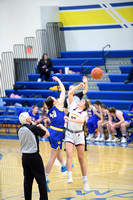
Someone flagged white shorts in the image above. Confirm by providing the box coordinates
[65,131,85,146]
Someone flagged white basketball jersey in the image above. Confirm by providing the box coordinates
[68,101,87,131]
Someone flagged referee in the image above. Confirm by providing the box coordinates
[18,112,49,200]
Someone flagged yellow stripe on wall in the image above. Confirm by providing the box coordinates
[116,7,133,22]
[59,10,117,26]
[108,9,122,22]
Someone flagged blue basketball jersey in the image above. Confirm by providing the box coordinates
[28,111,39,122]
[103,110,108,121]
[87,107,94,118]
[113,111,129,122]
[48,106,65,128]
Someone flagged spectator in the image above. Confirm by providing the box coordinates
[86,100,101,141]
[96,104,109,142]
[18,112,49,200]
[106,107,133,143]
[124,67,133,83]
[28,105,40,125]
[37,53,52,82]
[85,99,95,140]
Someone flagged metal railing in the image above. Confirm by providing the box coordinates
[102,44,111,73]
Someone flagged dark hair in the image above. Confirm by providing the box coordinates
[83,100,89,111]
[45,96,54,110]
[108,107,116,113]
[100,104,107,109]
[94,100,101,105]
[42,53,48,60]
[32,105,38,109]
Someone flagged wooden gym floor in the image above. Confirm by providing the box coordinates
[0,138,133,200]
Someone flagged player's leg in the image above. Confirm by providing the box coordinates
[65,141,74,183]
[76,144,89,191]
[120,121,130,143]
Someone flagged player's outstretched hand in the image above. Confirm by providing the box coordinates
[64,116,69,123]
[79,82,85,88]
[52,76,59,82]
[82,76,88,83]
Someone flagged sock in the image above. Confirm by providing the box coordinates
[45,173,49,181]
[61,161,65,167]
[122,134,126,138]
[68,171,72,176]
[109,134,112,139]
[83,176,87,182]
[101,133,104,138]
[113,133,118,138]
[97,132,101,138]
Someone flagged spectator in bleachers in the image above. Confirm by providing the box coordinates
[64,76,88,116]
[106,107,133,143]
[124,67,133,83]
[86,99,95,119]
[37,53,52,82]
[86,100,101,141]
[28,105,41,125]
[85,99,95,140]
[96,104,109,142]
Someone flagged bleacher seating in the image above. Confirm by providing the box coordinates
[28,74,83,82]
[5,89,60,98]
[97,83,133,91]
[86,91,133,100]
[119,66,133,74]
[15,81,73,90]
[60,50,133,58]
[108,74,129,82]
[3,98,46,107]
[51,58,104,66]
[1,50,133,135]
[0,106,20,133]
[52,66,95,74]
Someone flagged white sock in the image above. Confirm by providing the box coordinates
[97,132,101,138]
[45,173,49,181]
[101,133,104,138]
[83,176,87,182]
[68,171,72,176]
[61,161,65,167]
[109,134,112,139]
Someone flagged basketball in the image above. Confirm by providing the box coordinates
[91,67,103,80]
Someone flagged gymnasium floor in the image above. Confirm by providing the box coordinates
[0,137,133,200]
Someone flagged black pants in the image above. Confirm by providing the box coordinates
[127,67,133,81]
[39,69,51,81]
[22,153,48,200]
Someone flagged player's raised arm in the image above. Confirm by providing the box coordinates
[52,76,65,106]
[68,82,85,105]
